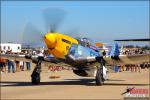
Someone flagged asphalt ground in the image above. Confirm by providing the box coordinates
[0,66,149,99]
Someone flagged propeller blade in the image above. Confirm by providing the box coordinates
[64,28,81,38]
[42,8,67,33]
[21,23,44,48]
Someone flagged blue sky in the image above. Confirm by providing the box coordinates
[1,1,149,45]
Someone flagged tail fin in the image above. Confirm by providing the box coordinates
[110,43,120,60]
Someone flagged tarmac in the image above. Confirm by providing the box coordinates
[0,66,149,99]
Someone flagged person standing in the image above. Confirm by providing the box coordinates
[24,50,31,71]
[0,57,4,73]
[6,48,15,73]
[0,59,7,74]
[102,50,106,57]
[7,59,15,73]
[20,61,24,71]
[2,58,7,73]
[26,62,31,71]
[135,64,141,72]
[15,60,20,72]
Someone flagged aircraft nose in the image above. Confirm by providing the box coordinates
[44,33,56,49]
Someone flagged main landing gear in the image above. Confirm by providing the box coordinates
[95,57,106,86]
[31,57,43,85]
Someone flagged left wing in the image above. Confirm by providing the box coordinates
[0,54,32,62]
[0,53,62,64]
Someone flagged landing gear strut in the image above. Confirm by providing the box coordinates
[95,57,105,86]
[31,57,43,85]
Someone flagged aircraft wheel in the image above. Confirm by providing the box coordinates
[31,72,40,85]
[95,68,104,86]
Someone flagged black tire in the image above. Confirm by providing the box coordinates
[95,68,104,86]
[31,72,40,85]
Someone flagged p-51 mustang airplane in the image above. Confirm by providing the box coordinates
[1,8,149,86]
[1,33,149,85]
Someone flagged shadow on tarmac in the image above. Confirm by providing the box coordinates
[0,78,149,87]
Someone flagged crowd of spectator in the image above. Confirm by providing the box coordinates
[118,47,150,72]
[0,58,31,74]
[121,47,149,55]
[115,62,150,73]
[0,47,51,74]
[0,49,32,74]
